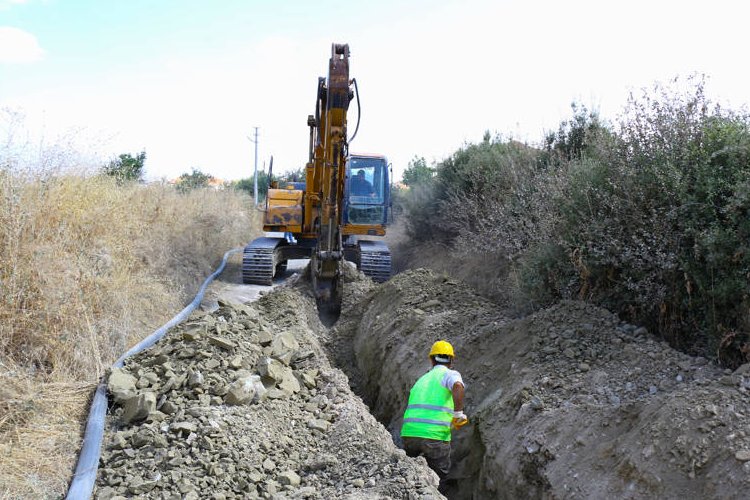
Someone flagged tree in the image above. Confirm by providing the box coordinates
[177,168,213,193]
[233,171,269,200]
[402,156,434,186]
[102,151,146,182]
[281,167,305,183]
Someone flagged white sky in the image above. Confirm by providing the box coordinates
[1,0,748,181]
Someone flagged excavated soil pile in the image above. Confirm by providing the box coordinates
[333,268,750,499]
[95,275,443,499]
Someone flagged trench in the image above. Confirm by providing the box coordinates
[324,270,506,500]
[87,258,743,499]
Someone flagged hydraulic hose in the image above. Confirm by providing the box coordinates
[348,77,361,145]
[65,247,243,500]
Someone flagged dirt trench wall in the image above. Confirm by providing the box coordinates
[336,268,750,500]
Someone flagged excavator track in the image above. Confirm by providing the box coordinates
[242,237,286,285]
[358,240,391,283]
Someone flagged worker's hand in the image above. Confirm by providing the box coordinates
[451,410,468,430]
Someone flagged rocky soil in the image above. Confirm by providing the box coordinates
[333,268,750,499]
[95,263,750,500]
[94,268,442,499]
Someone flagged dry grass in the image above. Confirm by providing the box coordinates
[0,172,258,498]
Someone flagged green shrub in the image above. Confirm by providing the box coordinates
[529,79,750,364]
[402,79,750,366]
[101,151,146,182]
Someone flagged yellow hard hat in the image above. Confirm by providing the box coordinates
[429,340,455,358]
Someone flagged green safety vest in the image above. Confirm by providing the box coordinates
[400,366,454,442]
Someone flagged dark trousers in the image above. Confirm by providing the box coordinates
[402,436,451,478]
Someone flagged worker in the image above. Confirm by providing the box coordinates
[350,169,374,196]
[400,340,467,482]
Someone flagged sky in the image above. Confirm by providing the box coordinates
[1,0,749,181]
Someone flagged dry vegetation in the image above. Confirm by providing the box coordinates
[0,171,257,498]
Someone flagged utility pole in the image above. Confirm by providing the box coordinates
[247,127,259,202]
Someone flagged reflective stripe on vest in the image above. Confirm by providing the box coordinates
[400,366,454,442]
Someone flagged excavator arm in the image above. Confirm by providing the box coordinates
[307,43,352,314]
[243,43,391,316]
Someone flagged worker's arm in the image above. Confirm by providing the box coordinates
[451,382,468,429]
[452,381,465,412]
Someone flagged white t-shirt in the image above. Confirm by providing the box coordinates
[433,365,464,391]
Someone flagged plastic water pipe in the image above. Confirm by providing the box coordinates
[65,247,242,499]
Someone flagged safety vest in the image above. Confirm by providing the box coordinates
[400,366,454,441]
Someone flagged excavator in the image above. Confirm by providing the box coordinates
[242,43,391,314]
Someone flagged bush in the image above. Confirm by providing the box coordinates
[177,168,214,192]
[401,79,750,366]
[402,156,434,187]
[101,151,146,182]
[536,79,750,362]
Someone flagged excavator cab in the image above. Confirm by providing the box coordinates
[344,154,389,227]
[341,154,391,283]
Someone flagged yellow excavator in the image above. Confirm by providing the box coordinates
[242,43,391,314]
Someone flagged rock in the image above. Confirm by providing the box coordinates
[108,368,137,404]
[263,458,276,471]
[258,357,289,384]
[257,328,273,346]
[307,419,331,432]
[176,479,195,494]
[170,421,198,436]
[225,375,258,405]
[109,432,128,450]
[160,400,177,414]
[182,327,202,341]
[529,396,544,410]
[301,372,317,389]
[352,478,365,487]
[735,450,750,462]
[209,336,236,351]
[267,388,288,399]
[277,470,301,487]
[271,332,300,365]
[634,326,648,336]
[279,371,301,395]
[121,392,156,425]
[94,486,118,500]
[188,370,204,388]
[130,429,152,448]
[229,355,244,369]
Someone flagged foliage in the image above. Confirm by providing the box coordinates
[542,104,610,166]
[280,167,305,183]
[101,151,146,182]
[401,79,750,367]
[177,168,214,193]
[543,80,750,363]
[402,156,435,186]
[233,170,269,200]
